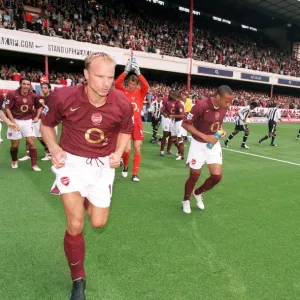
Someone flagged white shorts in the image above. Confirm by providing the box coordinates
[180,126,187,137]
[170,120,183,137]
[50,152,115,208]
[7,119,34,140]
[161,116,171,132]
[33,119,58,138]
[186,138,222,169]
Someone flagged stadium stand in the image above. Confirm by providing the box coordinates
[1,0,300,76]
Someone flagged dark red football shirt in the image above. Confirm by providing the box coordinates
[0,93,4,108]
[5,89,42,120]
[174,101,184,122]
[161,100,176,116]
[183,98,226,143]
[41,85,134,158]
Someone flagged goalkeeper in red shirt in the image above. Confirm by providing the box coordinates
[115,59,149,182]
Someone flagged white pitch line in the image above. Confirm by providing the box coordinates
[143,130,300,167]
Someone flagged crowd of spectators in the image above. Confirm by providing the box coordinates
[1,63,300,110]
[1,0,300,76]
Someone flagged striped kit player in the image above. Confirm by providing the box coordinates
[150,94,163,143]
[259,103,281,147]
[224,103,256,149]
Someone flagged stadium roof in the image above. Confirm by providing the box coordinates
[232,0,300,27]
[173,0,300,28]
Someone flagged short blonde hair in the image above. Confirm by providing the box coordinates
[84,52,116,70]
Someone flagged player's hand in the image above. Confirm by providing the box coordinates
[109,152,121,168]
[39,99,45,107]
[221,130,226,138]
[7,121,20,131]
[131,62,141,75]
[51,148,67,168]
[204,135,219,145]
[33,117,39,123]
[124,59,131,74]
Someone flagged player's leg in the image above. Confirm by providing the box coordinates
[7,120,22,168]
[62,192,86,299]
[38,137,51,160]
[194,142,223,210]
[10,139,20,168]
[241,127,250,149]
[224,124,239,147]
[176,136,184,160]
[259,121,273,144]
[296,128,300,140]
[25,136,41,171]
[18,140,30,161]
[121,139,131,178]
[182,138,206,213]
[160,130,170,155]
[132,139,142,181]
[151,119,159,143]
[270,130,277,146]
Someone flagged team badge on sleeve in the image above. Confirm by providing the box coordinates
[42,105,49,115]
[187,113,194,120]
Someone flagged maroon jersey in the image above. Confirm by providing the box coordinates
[183,98,226,143]
[174,101,184,122]
[5,89,42,120]
[41,85,134,158]
[0,93,4,108]
[161,100,176,116]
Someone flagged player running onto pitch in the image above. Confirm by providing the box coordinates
[182,86,233,214]
[115,59,149,182]
[41,52,133,300]
[224,103,256,149]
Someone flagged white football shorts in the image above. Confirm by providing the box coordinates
[50,152,115,208]
[7,119,34,140]
[161,115,171,132]
[186,138,222,169]
[170,120,183,137]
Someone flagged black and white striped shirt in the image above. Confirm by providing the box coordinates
[236,105,251,125]
[268,108,281,122]
[150,100,163,118]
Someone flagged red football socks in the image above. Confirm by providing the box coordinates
[133,154,141,175]
[178,141,184,157]
[166,136,173,152]
[122,151,130,168]
[10,148,18,162]
[184,173,200,200]
[29,148,37,166]
[160,136,167,151]
[194,175,223,195]
[64,231,86,280]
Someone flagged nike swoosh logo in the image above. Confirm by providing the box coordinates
[70,107,81,112]
[71,261,81,266]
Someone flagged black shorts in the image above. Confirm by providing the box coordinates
[235,123,247,131]
[268,120,277,133]
[152,117,161,128]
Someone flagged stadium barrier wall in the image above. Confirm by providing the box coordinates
[1,29,300,88]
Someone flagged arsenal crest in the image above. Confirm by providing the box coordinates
[23,98,27,103]
[215,112,220,120]
[91,113,102,126]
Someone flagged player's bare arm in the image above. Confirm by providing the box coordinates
[40,123,66,168]
[110,133,132,168]
[0,111,20,131]
[5,108,16,124]
[33,107,43,123]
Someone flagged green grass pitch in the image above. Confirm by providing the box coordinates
[1,122,300,300]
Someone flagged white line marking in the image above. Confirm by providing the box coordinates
[143,130,300,167]
[222,148,300,167]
